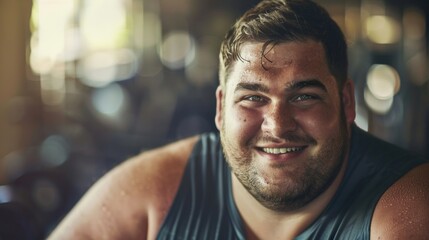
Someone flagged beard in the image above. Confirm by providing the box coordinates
[220,112,349,212]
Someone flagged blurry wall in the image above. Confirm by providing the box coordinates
[0,1,34,184]
[0,0,428,239]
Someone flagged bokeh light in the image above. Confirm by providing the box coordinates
[29,0,76,75]
[364,87,394,114]
[90,83,131,129]
[31,179,61,212]
[3,0,428,239]
[0,185,13,204]
[78,49,137,88]
[39,135,70,168]
[80,0,128,50]
[365,15,401,44]
[364,64,400,114]
[366,64,400,100]
[159,31,196,70]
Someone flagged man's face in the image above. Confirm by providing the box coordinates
[215,40,355,211]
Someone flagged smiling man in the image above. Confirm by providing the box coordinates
[49,0,429,239]
[217,41,352,220]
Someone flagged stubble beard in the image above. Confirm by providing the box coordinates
[220,114,349,212]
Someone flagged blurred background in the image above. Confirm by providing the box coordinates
[0,0,428,238]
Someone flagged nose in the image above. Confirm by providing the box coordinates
[261,102,297,137]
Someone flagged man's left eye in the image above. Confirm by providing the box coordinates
[245,95,264,102]
[293,94,318,102]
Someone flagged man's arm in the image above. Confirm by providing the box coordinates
[48,157,150,239]
[371,163,429,239]
[48,136,198,240]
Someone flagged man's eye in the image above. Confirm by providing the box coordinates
[245,95,265,102]
[293,94,318,102]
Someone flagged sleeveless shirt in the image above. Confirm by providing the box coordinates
[156,125,427,239]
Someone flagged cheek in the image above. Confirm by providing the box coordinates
[295,104,342,138]
[225,106,262,140]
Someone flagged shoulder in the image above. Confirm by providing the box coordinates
[114,135,200,205]
[371,162,429,239]
[48,135,200,240]
[125,135,200,214]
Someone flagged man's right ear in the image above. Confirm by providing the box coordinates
[215,86,223,131]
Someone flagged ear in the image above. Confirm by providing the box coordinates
[215,85,224,131]
[341,79,356,125]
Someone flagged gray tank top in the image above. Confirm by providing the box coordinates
[156,125,427,239]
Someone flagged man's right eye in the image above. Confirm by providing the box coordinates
[244,95,264,102]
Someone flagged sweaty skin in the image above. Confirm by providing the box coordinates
[48,40,429,240]
[48,136,199,240]
[215,40,356,239]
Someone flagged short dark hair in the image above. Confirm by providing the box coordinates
[219,0,348,89]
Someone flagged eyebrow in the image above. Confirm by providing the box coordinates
[286,79,327,92]
[234,82,270,93]
[234,79,327,94]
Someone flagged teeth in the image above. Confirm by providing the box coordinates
[262,147,303,154]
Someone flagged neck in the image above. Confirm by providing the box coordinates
[232,157,348,240]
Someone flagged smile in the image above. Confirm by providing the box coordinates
[262,147,304,154]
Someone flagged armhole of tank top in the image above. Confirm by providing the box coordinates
[155,134,205,239]
[365,160,428,238]
[295,125,370,238]
[223,150,246,240]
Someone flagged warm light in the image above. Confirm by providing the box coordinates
[365,15,401,44]
[80,0,128,50]
[365,64,400,115]
[80,52,116,87]
[159,31,195,69]
[30,0,77,74]
[78,49,137,88]
[366,64,400,100]
[364,87,393,114]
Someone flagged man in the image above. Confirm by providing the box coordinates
[49,0,429,239]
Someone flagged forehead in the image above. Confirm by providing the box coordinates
[226,40,336,90]
[238,40,328,71]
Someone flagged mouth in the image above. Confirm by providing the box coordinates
[260,146,306,155]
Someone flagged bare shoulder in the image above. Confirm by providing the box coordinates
[48,135,200,240]
[371,162,429,239]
